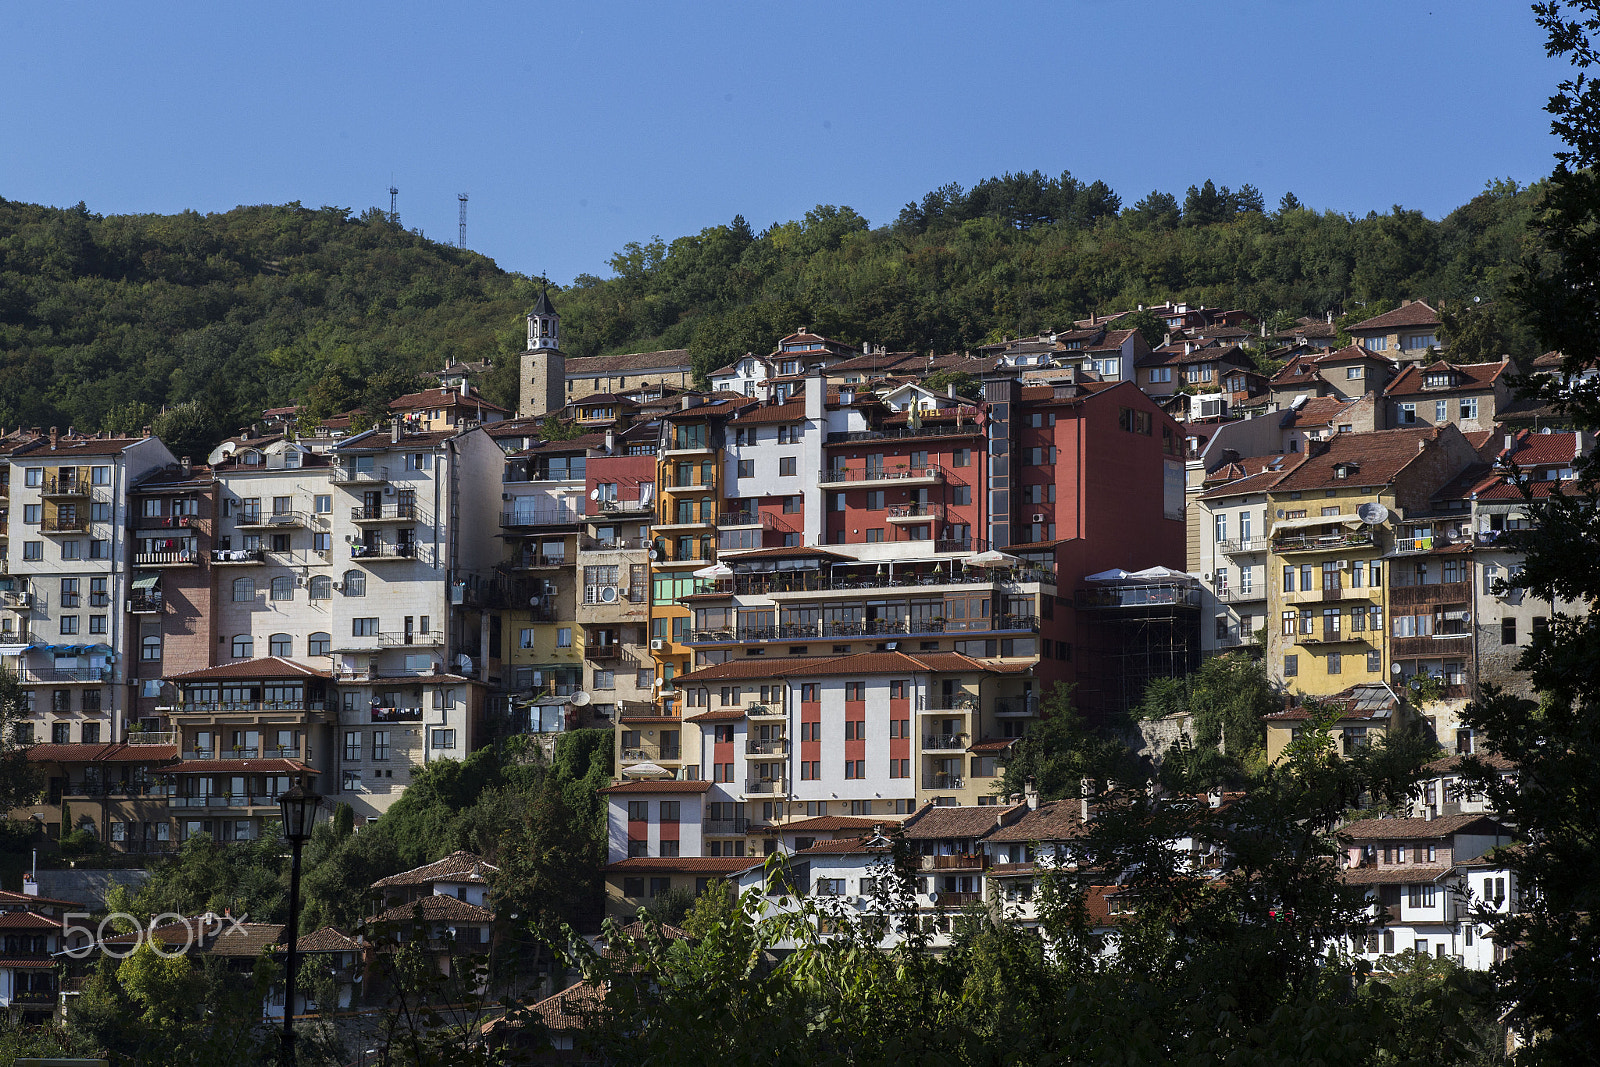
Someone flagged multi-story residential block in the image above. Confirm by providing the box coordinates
[1267,346,1398,410]
[388,383,510,433]
[1193,457,1286,653]
[1264,426,1479,697]
[0,889,71,1023]
[1136,344,1257,401]
[1344,301,1444,363]
[1385,360,1511,433]
[2,430,176,747]
[1339,814,1515,970]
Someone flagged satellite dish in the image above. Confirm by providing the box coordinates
[651,679,664,689]
[570,690,591,706]
[590,488,600,500]
[529,597,541,607]
[1357,502,1389,525]
[1391,663,1403,675]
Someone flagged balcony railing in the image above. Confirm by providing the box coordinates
[349,503,422,523]
[580,534,647,551]
[42,476,91,498]
[825,422,982,444]
[129,593,164,614]
[585,643,621,660]
[1074,584,1201,610]
[181,744,310,760]
[702,817,749,835]
[746,704,783,719]
[501,509,585,528]
[378,630,444,647]
[922,853,988,871]
[887,503,944,521]
[236,510,309,529]
[922,733,968,751]
[135,549,198,566]
[349,542,418,561]
[211,548,265,564]
[818,465,945,487]
[175,700,327,715]
[0,589,32,609]
[1216,538,1268,555]
[22,667,111,683]
[922,774,965,790]
[1388,582,1471,607]
[42,514,90,532]
[595,498,655,515]
[1273,531,1375,553]
[692,568,1054,601]
[719,511,760,527]
[744,779,785,794]
[330,465,389,484]
[510,551,570,569]
[932,891,982,907]
[746,738,788,755]
[171,794,281,809]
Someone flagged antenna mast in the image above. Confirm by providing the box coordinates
[458,193,468,248]
[389,185,399,226]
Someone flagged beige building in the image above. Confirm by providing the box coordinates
[1345,301,1443,363]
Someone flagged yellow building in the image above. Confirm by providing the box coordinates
[1263,425,1479,700]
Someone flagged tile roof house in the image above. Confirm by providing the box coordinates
[1345,301,1443,363]
[1384,360,1511,434]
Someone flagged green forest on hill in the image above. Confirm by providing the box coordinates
[0,173,1541,452]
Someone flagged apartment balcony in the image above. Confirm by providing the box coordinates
[236,510,309,531]
[743,778,786,794]
[0,589,32,609]
[746,704,784,720]
[887,503,944,524]
[721,567,1054,601]
[509,551,571,570]
[170,794,283,810]
[592,498,655,517]
[922,733,968,751]
[584,643,621,661]
[349,542,418,563]
[1388,582,1471,607]
[329,465,389,485]
[662,441,714,458]
[1216,538,1268,556]
[921,853,988,871]
[129,593,164,614]
[1075,584,1201,610]
[1285,587,1352,604]
[21,667,112,684]
[212,547,266,565]
[932,891,982,907]
[620,747,680,764]
[140,514,200,531]
[665,478,714,493]
[651,517,715,534]
[42,476,91,499]
[173,700,327,717]
[702,817,750,835]
[826,423,982,445]
[718,511,761,527]
[745,737,788,755]
[135,549,199,567]
[818,465,945,490]
[1289,631,1369,646]
[1391,635,1473,658]
[377,630,444,648]
[579,533,647,551]
[501,508,585,529]
[42,514,90,533]
[1272,530,1375,554]
[1214,588,1265,603]
[181,744,311,761]
[922,773,964,790]
[0,628,32,645]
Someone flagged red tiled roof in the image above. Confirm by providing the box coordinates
[0,890,84,910]
[1383,360,1509,398]
[985,799,1087,843]
[0,957,55,968]
[774,815,884,833]
[294,927,362,953]
[602,857,753,873]
[1340,864,1452,886]
[968,738,1018,754]
[1423,752,1517,775]
[0,911,59,930]
[1338,814,1506,842]
[374,895,494,926]
[1348,301,1440,332]
[524,980,608,1032]
[11,434,149,457]
[1267,426,1446,492]
[598,780,713,795]
[904,803,1027,839]
[372,850,497,889]
[677,660,815,683]
[164,656,328,682]
[731,400,808,425]
[684,708,748,723]
[389,387,510,414]
[1286,396,1359,426]
[791,837,888,856]
[565,349,693,375]
[26,742,178,764]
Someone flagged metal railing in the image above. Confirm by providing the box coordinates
[176,700,326,714]
[1216,538,1267,555]
[718,511,760,526]
[0,589,32,608]
[1273,531,1375,552]
[43,476,91,497]
[818,465,945,485]
[744,779,785,794]
[1074,584,1201,610]
[922,734,968,751]
[350,542,417,560]
[501,509,585,527]
[22,667,111,683]
[826,422,982,444]
[378,630,444,647]
[596,498,655,514]
[922,774,964,790]
[237,510,309,528]
[887,503,944,520]
[510,551,570,569]
[129,593,164,613]
[585,644,621,660]
[702,817,749,835]
[211,547,265,563]
[922,853,988,870]
[351,503,421,522]
[746,738,788,754]
[134,549,198,565]
[329,465,389,484]
[43,514,90,532]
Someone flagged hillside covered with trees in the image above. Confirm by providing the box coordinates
[0,173,1540,451]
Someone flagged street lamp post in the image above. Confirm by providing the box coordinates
[278,780,324,1065]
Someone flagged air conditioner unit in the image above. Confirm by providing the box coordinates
[384,485,397,496]
[650,638,666,651]
[501,493,512,501]
[599,586,619,604]
[1334,560,1348,569]
[332,581,345,592]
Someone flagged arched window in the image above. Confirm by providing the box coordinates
[309,575,332,600]
[270,575,293,601]
[141,635,162,662]
[308,632,331,656]
[231,634,253,658]
[232,577,255,602]
[269,633,292,657]
[343,570,366,597]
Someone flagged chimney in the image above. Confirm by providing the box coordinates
[179,456,192,478]
[460,379,470,398]
[1079,777,1093,823]
[1402,298,1412,307]
[862,341,870,354]
[1163,332,1172,347]
[66,425,75,438]
[947,383,955,399]
[391,419,402,444]
[1504,433,1515,453]
[1025,778,1039,811]
[142,425,152,439]
[604,429,615,454]
[48,426,58,448]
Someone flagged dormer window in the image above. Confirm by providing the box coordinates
[1333,463,1359,479]
[1424,372,1452,388]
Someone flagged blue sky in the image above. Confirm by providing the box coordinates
[0,1,1565,285]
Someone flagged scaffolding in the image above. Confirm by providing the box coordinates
[1073,579,1202,719]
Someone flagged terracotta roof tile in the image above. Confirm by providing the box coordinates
[1340,864,1452,885]
[602,857,753,873]
[598,780,714,795]
[774,815,885,833]
[294,927,362,953]
[985,799,1087,843]
[1384,360,1509,398]
[683,708,749,723]
[388,387,510,414]
[165,656,329,682]
[731,400,809,425]
[10,434,150,457]
[0,911,59,930]
[160,758,316,775]
[372,851,498,889]
[565,350,693,375]
[374,895,494,925]
[1338,814,1505,841]
[1423,752,1517,775]
[0,890,84,910]
[526,980,607,1031]
[1267,426,1446,492]
[904,802,1027,839]
[25,742,178,764]
[1347,301,1440,332]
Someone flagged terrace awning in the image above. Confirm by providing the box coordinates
[131,574,160,592]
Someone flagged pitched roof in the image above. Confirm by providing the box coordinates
[526,980,607,1032]
[0,889,84,910]
[160,758,316,775]
[1338,814,1507,841]
[791,836,889,856]
[775,815,885,833]
[1265,683,1399,721]
[683,708,750,723]
[294,927,362,953]
[1347,301,1440,332]
[985,799,1088,843]
[10,433,151,457]
[1285,396,1360,427]
[903,802,1027,839]
[0,910,60,930]
[372,850,498,889]
[389,387,510,414]
[565,349,693,376]
[374,895,495,925]
[730,400,809,425]
[165,656,329,682]
[25,742,178,764]
[1267,426,1446,492]
[1339,864,1452,886]
[1383,360,1509,398]
[602,857,754,873]
[1422,752,1517,775]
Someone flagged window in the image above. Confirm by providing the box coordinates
[24,468,40,487]
[344,731,362,761]
[1327,651,1342,675]
[1282,565,1295,593]
[865,491,885,510]
[353,617,379,638]
[22,505,39,525]
[431,728,456,749]
[594,669,615,689]
[59,616,79,635]
[270,576,293,601]
[308,575,331,600]
[233,577,255,602]
[1367,650,1382,672]
[659,801,680,823]
[1398,403,1416,424]
[779,456,797,477]
[1460,397,1479,420]
[1501,617,1517,645]
[1283,655,1298,677]
[60,578,80,607]
[90,538,109,559]
[1362,336,1388,352]
[60,540,81,560]
[270,633,293,657]
[800,761,819,780]
[737,459,754,477]
[232,634,253,658]
[866,529,884,543]
[90,614,107,634]
[557,627,572,648]
[309,632,331,656]
[343,570,365,596]
[314,494,332,514]
[1148,366,1172,383]
[783,495,802,514]
[372,730,390,761]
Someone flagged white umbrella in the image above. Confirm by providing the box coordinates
[1128,565,1192,581]
[621,762,673,778]
[1084,568,1134,582]
[964,550,1022,568]
[693,562,733,579]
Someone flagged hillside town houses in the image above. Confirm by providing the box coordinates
[0,292,1562,993]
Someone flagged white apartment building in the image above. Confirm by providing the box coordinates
[1,430,175,743]
[1192,465,1281,653]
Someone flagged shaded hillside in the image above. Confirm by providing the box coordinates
[0,175,1542,448]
